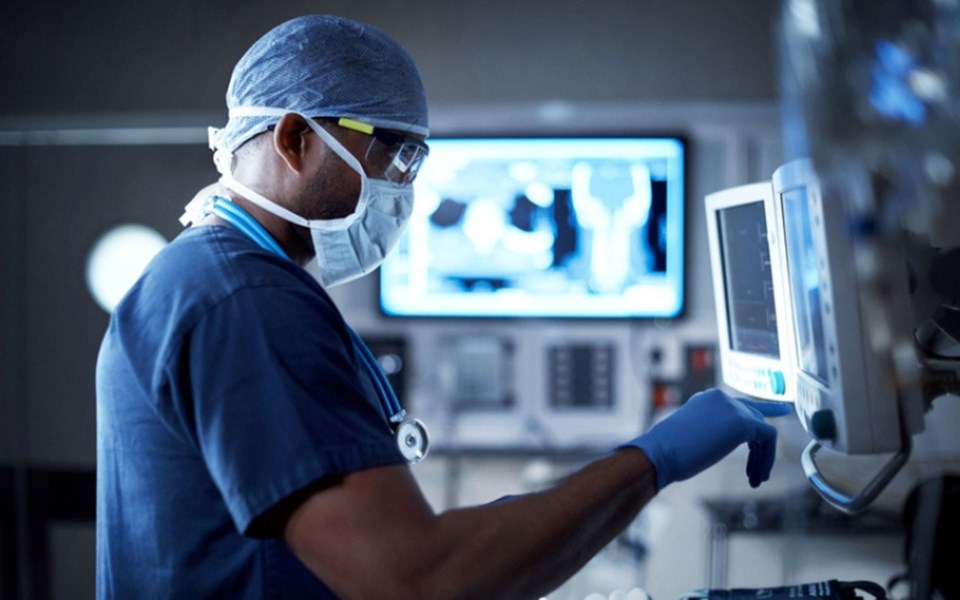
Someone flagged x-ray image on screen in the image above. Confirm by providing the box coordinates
[379,137,685,318]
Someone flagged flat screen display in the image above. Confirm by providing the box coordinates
[716,201,780,358]
[379,136,686,318]
[781,187,829,383]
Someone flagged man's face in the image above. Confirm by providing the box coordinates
[295,118,426,221]
[294,121,364,222]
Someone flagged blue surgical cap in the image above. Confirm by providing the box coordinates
[213,15,429,154]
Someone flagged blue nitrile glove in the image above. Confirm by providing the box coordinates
[622,388,793,491]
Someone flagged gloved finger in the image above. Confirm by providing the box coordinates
[746,421,779,487]
[738,398,793,418]
[746,440,762,487]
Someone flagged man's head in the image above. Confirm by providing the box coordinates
[201,15,430,276]
[213,14,428,157]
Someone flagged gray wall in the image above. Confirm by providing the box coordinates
[2,0,777,117]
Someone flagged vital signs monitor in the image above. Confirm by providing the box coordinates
[773,159,913,455]
[708,165,924,512]
[705,182,795,402]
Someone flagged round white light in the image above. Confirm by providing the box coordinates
[86,224,167,313]
[378,353,404,375]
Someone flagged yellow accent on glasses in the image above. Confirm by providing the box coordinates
[324,116,429,184]
[336,117,375,135]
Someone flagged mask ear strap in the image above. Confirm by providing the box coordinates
[307,118,367,176]
[217,172,310,227]
[225,107,371,215]
[227,107,367,176]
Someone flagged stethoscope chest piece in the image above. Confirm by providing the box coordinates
[396,418,430,463]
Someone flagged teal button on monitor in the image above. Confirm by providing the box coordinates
[768,370,786,396]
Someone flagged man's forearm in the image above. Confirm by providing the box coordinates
[287,389,787,600]
[422,448,656,600]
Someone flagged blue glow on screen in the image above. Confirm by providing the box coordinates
[717,201,780,358]
[379,137,685,318]
[781,187,829,383]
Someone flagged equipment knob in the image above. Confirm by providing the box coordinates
[810,409,837,441]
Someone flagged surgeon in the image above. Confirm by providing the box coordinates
[95,14,792,599]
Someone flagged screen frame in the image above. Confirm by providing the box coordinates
[705,181,796,402]
[377,131,689,321]
[772,158,903,454]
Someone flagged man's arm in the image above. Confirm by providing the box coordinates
[285,448,655,600]
[284,389,792,600]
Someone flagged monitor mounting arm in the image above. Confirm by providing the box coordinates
[801,400,913,515]
[800,282,960,516]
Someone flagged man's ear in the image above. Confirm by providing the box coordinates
[272,113,314,173]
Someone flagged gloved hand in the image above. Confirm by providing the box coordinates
[622,388,793,491]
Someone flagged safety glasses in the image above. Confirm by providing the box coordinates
[325,117,429,184]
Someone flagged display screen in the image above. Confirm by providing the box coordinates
[379,137,685,318]
[717,201,779,358]
[781,187,829,382]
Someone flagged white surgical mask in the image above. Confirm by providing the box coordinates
[208,108,414,288]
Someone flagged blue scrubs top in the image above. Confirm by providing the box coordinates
[95,225,406,599]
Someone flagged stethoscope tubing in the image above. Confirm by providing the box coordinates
[209,196,405,425]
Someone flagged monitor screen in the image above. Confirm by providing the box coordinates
[716,201,780,359]
[780,187,830,384]
[379,136,686,318]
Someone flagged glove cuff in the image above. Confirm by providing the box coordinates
[618,436,668,492]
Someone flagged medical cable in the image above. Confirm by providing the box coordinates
[347,327,405,423]
[211,197,290,260]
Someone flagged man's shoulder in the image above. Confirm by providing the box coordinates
[157,225,318,296]
[117,225,334,327]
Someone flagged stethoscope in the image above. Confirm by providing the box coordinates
[209,196,430,463]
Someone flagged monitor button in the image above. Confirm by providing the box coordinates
[767,370,786,396]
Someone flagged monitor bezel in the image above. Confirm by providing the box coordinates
[376,132,689,321]
[705,181,796,402]
[772,159,903,454]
